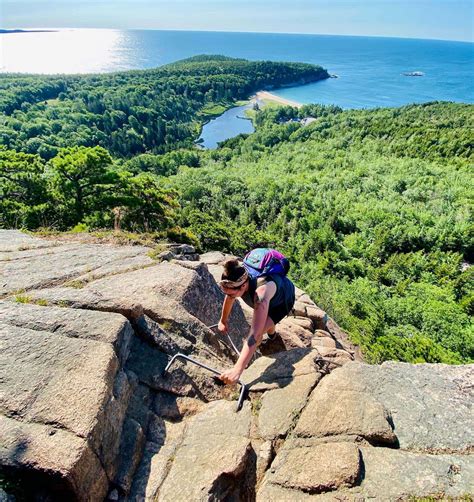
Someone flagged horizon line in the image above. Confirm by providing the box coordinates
[2,26,473,45]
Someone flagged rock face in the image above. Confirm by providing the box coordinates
[0,305,129,500]
[1,231,472,501]
[0,232,242,500]
[156,401,253,501]
[257,361,474,500]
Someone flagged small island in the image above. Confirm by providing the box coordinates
[402,71,425,77]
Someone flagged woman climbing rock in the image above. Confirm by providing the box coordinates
[217,249,295,384]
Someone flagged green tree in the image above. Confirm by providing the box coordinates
[119,172,178,232]
[48,146,119,227]
[0,148,49,228]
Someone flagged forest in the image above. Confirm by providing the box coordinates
[1,57,472,365]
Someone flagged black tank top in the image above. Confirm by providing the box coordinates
[241,274,295,310]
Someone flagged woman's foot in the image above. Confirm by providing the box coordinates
[260,331,284,356]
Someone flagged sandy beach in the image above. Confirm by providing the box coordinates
[253,91,303,108]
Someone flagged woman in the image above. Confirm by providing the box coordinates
[218,259,295,384]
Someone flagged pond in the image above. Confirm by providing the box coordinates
[197,104,255,149]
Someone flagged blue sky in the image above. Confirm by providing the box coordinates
[3,0,473,42]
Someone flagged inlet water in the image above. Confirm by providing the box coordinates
[198,104,255,149]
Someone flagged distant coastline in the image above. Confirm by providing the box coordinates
[1,30,472,108]
[253,91,303,108]
[0,29,56,34]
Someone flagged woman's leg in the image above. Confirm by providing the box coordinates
[261,316,275,344]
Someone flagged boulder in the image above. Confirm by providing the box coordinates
[199,251,227,265]
[157,244,199,262]
[0,300,133,364]
[206,263,225,284]
[277,317,313,347]
[1,242,152,297]
[314,346,353,366]
[0,323,118,440]
[28,260,249,354]
[326,318,363,361]
[256,361,474,501]
[320,362,474,452]
[128,420,186,501]
[26,286,145,320]
[311,336,337,349]
[305,305,328,330]
[255,441,273,484]
[295,388,397,445]
[297,293,314,305]
[287,316,314,331]
[313,329,333,338]
[267,441,361,493]
[170,243,196,255]
[258,373,322,440]
[0,412,109,501]
[242,348,324,392]
[157,250,175,261]
[257,483,312,502]
[0,303,139,497]
[115,418,146,492]
[291,301,307,317]
[358,446,474,499]
[93,370,134,480]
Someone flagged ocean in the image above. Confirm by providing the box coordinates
[1,29,473,109]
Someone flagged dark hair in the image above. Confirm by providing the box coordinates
[221,259,246,281]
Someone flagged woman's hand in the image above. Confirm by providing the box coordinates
[218,319,229,334]
[219,366,242,385]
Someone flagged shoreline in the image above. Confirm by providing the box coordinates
[252,91,303,108]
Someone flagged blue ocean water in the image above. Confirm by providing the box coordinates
[1,29,473,109]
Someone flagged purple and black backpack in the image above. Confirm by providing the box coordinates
[243,248,290,279]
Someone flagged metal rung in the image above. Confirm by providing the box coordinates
[162,353,248,412]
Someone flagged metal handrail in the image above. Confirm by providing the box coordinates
[162,353,248,412]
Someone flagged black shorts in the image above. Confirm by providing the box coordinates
[268,297,295,325]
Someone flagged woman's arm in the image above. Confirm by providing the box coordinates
[218,294,235,333]
[220,281,276,384]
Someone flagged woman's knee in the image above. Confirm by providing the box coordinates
[264,317,275,335]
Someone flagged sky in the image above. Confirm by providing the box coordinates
[3,0,473,42]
